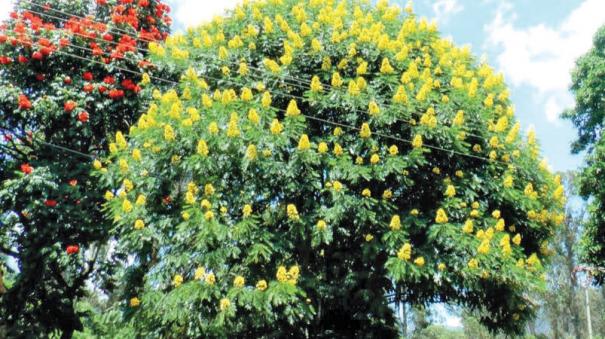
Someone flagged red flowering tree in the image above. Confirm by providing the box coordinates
[0,0,171,336]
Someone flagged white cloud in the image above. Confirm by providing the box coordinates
[168,0,241,29]
[485,0,605,122]
[432,0,463,24]
[0,0,12,22]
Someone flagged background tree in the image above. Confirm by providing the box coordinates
[0,0,171,337]
[564,23,605,283]
[100,0,564,337]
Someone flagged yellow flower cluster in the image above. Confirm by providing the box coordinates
[276,265,300,285]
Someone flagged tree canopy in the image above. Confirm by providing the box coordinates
[0,0,171,336]
[100,0,565,337]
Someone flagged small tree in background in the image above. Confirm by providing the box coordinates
[101,0,564,337]
[0,0,171,337]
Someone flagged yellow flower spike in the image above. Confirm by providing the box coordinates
[264,58,281,73]
[383,189,393,199]
[495,219,505,232]
[380,57,394,74]
[333,143,344,156]
[435,208,448,224]
[368,101,380,116]
[287,204,300,220]
[256,280,268,291]
[389,145,399,156]
[362,188,371,197]
[359,123,372,139]
[370,154,380,164]
[270,119,284,135]
[390,215,401,231]
[204,210,215,221]
[233,275,245,288]
[164,125,175,142]
[331,72,343,88]
[197,140,209,157]
[298,134,311,151]
[397,243,412,261]
[261,91,272,107]
[116,131,127,149]
[317,142,328,154]
[412,134,423,149]
[134,219,145,230]
[463,219,474,233]
[173,274,183,287]
[104,191,114,201]
[445,185,456,198]
[310,76,323,93]
[468,258,479,269]
[316,219,327,231]
[219,298,231,311]
[246,144,258,161]
[205,272,216,285]
[286,100,301,116]
[122,199,133,213]
[135,195,146,207]
[365,234,374,242]
[438,263,446,271]
[414,257,425,267]
[311,38,322,52]
[93,159,103,170]
[452,110,464,126]
[357,61,368,75]
[241,87,253,101]
[129,297,140,307]
[512,234,522,245]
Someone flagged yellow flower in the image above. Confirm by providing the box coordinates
[468,258,479,269]
[173,274,184,287]
[104,191,114,201]
[164,125,175,141]
[247,108,261,125]
[123,179,134,192]
[362,188,371,197]
[380,57,394,74]
[331,72,343,87]
[333,143,344,156]
[270,119,283,135]
[93,159,103,170]
[298,134,311,151]
[397,243,412,261]
[368,101,380,116]
[204,184,215,196]
[182,211,190,220]
[393,86,408,104]
[116,131,127,149]
[197,140,209,157]
[333,127,344,136]
[383,189,393,199]
[119,159,128,173]
[332,180,343,191]
[205,272,216,285]
[462,219,474,234]
[243,204,253,217]
[129,297,140,307]
[445,185,456,198]
[276,266,288,282]
[241,87,253,101]
[132,149,142,161]
[287,204,299,220]
[219,298,231,311]
[365,234,374,242]
[204,211,215,221]
[262,91,272,107]
[412,134,423,149]
[310,75,323,92]
[348,80,361,96]
[477,240,490,254]
[438,263,446,271]
[122,199,133,213]
[390,215,401,231]
[513,234,522,245]
[318,142,328,154]
[246,144,257,161]
[414,257,425,267]
[256,280,268,291]
[316,220,327,231]
[234,275,245,288]
[359,123,372,138]
[435,208,448,224]
[227,113,240,138]
[370,154,380,164]
[264,58,280,73]
[200,199,212,210]
[194,267,205,280]
[389,145,399,156]
[134,219,145,230]
[452,110,464,126]
[238,62,249,76]
[410,209,419,216]
[286,99,301,116]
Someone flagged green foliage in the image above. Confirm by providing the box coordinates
[0,0,171,336]
[563,25,605,153]
[100,0,564,336]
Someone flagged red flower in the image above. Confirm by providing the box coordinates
[20,163,33,174]
[0,34,7,43]
[18,94,32,110]
[66,245,79,255]
[96,0,107,5]
[18,55,28,63]
[35,73,46,81]
[108,89,124,99]
[83,72,93,81]
[69,179,78,187]
[64,100,77,112]
[78,111,89,123]
[64,77,72,85]
[103,33,113,41]
[138,0,149,7]
[98,85,107,93]
[44,199,58,207]
[103,76,115,85]
[83,83,94,93]
[32,51,43,60]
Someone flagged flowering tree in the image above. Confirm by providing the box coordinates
[0,0,170,336]
[102,0,564,336]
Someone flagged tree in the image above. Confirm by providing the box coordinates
[0,0,171,337]
[101,0,564,337]
[563,25,605,154]
[564,24,605,283]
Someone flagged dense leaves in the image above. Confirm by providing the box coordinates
[0,0,171,337]
[101,0,564,337]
